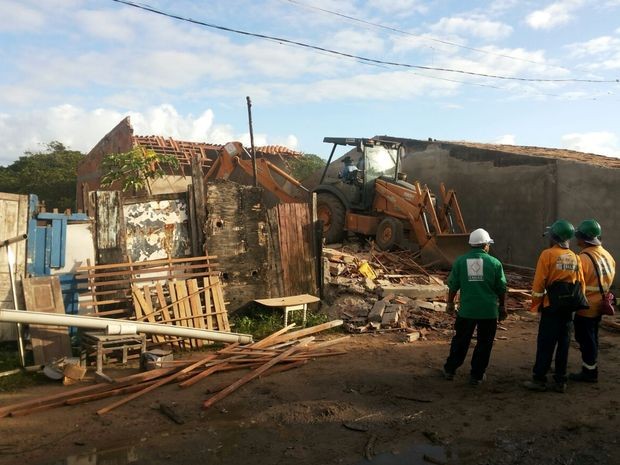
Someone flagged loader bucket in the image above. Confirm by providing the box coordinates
[419,234,470,268]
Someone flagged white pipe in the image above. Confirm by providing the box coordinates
[0,309,253,344]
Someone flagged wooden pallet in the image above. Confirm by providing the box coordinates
[132,277,230,349]
[75,255,219,317]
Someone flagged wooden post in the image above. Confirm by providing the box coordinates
[191,156,206,254]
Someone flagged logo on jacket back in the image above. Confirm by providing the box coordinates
[556,253,578,271]
[466,258,484,281]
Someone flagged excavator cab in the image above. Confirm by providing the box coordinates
[314,137,469,266]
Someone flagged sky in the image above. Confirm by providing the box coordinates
[0,0,619,165]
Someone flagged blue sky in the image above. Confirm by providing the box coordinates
[1,0,619,164]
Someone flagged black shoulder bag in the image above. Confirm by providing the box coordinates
[546,255,589,314]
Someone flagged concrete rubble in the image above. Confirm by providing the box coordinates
[322,244,534,340]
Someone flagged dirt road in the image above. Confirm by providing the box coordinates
[0,311,618,465]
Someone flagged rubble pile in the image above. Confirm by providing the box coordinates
[322,245,533,340]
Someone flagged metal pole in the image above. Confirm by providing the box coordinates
[5,242,27,367]
[0,308,254,344]
[246,96,259,187]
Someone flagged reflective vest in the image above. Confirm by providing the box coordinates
[578,245,616,318]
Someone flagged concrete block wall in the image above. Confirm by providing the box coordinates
[396,139,620,285]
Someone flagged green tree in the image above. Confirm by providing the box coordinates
[288,153,326,181]
[101,146,180,195]
[0,141,84,211]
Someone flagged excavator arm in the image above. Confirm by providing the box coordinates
[205,142,309,204]
[373,179,468,264]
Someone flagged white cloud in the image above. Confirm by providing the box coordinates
[368,0,428,15]
[561,131,620,157]
[429,15,513,41]
[328,29,385,54]
[493,134,517,145]
[0,104,301,164]
[568,35,620,57]
[0,1,45,32]
[525,0,585,30]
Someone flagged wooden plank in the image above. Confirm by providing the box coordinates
[76,271,220,289]
[174,281,195,348]
[75,262,218,281]
[0,368,173,418]
[76,255,218,272]
[97,354,219,415]
[210,276,229,331]
[269,320,344,346]
[178,280,201,348]
[22,276,72,365]
[155,282,177,348]
[167,281,185,349]
[251,323,296,349]
[187,279,207,334]
[202,277,214,331]
[202,339,313,410]
[140,285,165,344]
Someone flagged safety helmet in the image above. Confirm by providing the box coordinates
[575,219,602,245]
[547,219,575,242]
[468,228,494,246]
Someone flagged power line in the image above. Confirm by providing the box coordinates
[110,0,619,84]
[283,0,568,71]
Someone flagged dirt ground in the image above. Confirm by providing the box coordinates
[0,311,619,465]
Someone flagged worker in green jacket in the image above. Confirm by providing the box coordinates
[443,228,507,385]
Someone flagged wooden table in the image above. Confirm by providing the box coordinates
[254,294,320,326]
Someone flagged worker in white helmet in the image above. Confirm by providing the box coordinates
[443,228,507,385]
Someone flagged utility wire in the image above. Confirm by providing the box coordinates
[111,0,619,84]
[283,0,568,71]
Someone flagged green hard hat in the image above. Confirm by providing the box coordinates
[549,219,575,242]
[576,219,602,245]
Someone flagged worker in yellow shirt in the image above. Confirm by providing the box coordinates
[524,220,586,393]
[570,219,616,383]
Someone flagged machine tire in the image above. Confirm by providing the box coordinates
[317,193,346,244]
[376,217,404,251]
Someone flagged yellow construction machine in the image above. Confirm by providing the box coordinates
[313,138,469,266]
[204,137,468,266]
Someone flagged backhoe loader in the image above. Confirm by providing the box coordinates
[313,138,469,265]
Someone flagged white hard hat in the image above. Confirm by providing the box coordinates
[469,228,494,246]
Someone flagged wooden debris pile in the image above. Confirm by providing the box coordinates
[0,320,346,418]
[323,246,443,291]
[323,245,536,338]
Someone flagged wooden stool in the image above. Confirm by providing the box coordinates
[80,332,147,375]
[254,294,320,326]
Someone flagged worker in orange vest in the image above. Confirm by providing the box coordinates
[524,219,586,393]
[570,219,616,383]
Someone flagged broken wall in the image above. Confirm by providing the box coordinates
[204,180,273,311]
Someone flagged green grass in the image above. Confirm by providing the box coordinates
[230,305,330,340]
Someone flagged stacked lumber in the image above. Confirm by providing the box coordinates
[75,255,219,318]
[132,276,230,349]
[0,320,346,418]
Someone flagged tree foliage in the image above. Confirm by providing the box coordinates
[0,141,84,211]
[101,147,180,195]
[288,153,326,181]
